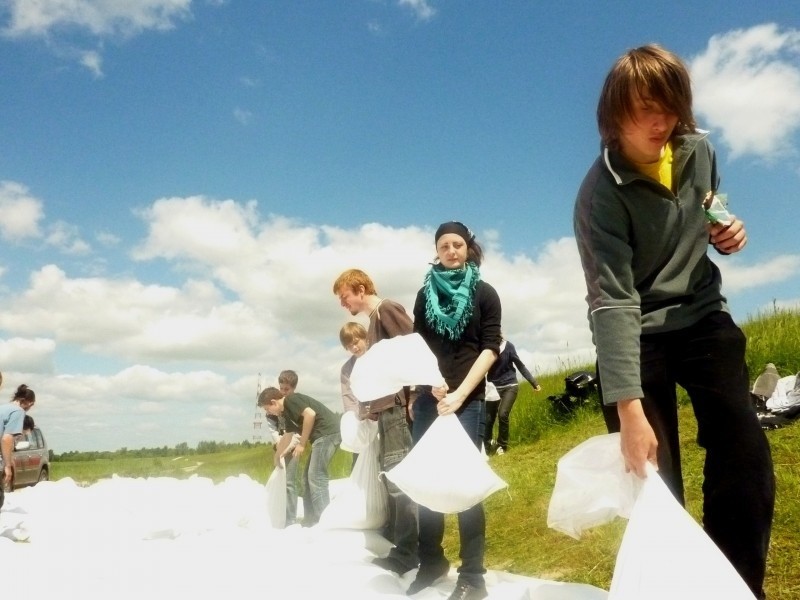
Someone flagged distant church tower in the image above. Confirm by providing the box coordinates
[252,373,264,443]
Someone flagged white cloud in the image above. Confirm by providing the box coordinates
[239,76,259,88]
[233,107,253,125]
[2,0,193,38]
[0,337,56,373]
[80,49,103,77]
[0,264,283,366]
[691,23,800,159]
[132,196,261,265]
[398,0,436,21]
[3,195,799,452]
[712,253,800,293]
[96,231,121,246]
[46,221,92,255]
[10,366,248,451]
[0,180,44,241]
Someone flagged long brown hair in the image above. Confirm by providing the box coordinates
[597,44,696,150]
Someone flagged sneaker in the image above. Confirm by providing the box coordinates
[495,447,505,456]
[447,581,488,600]
[406,558,450,596]
[372,555,413,576]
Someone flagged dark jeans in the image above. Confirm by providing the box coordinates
[598,311,775,599]
[483,383,519,451]
[412,392,486,587]
[379,405,419,570]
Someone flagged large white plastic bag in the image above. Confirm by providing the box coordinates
[350,333,445,401]
[265,457,287,529]
[609,463,756,600]
[340,411,378,453]
[547,433,641,539]
[766,374,799,412]
[385,413,507,513]
[319,435,388,530]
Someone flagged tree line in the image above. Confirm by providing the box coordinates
[52,439,263,462]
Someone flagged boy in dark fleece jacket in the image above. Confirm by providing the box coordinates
[573,44,774,599]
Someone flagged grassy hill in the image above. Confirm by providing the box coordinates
[49,307,800,598]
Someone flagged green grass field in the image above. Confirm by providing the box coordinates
[48,307,800,598]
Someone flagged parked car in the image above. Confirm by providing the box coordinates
[0,426,50,492]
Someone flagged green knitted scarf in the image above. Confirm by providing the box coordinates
[423,262,480,341]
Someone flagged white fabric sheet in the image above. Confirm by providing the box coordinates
[0,474,607,600]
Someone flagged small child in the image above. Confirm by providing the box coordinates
[339,322,368,416]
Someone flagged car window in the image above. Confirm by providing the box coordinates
[23,430,40,449]
[34,429,44,448]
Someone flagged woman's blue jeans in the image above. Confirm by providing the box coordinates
[412,392,486,586]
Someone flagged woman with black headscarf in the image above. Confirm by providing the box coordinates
[406,221,501,600]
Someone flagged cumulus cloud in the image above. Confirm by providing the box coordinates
[3,194,798,451]
[2,0,193,38]
[0,180,44,241]
[712,253,800,293]
[15,366,249,451]
[690,23,800,159]
[0,264,284,366]
[46,221,92,255]
[0,337,56,373]
[1,0,198,75]
[398,0,436,21]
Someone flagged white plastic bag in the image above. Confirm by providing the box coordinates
[547,433,640,539]
[339,410,378,453]
[385,414,507,513]
[265,457,287,529]
[485,380,500,402]
[350,333,445,401]
[609,463,756,600]
[766,374,800,413]
[319,436,388,530]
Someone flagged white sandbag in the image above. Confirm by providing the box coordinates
[547,433,641,539]
[609,463,756,600]
[340,410,378,453]
[350,333,445,401]
[319,436,388,530]
[385,414,507,513]
[265,457,287,529]
[766,374,800,413]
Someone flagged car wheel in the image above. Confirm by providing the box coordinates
[37,468,49,484]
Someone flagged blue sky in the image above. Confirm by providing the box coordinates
[1,0,799,452]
